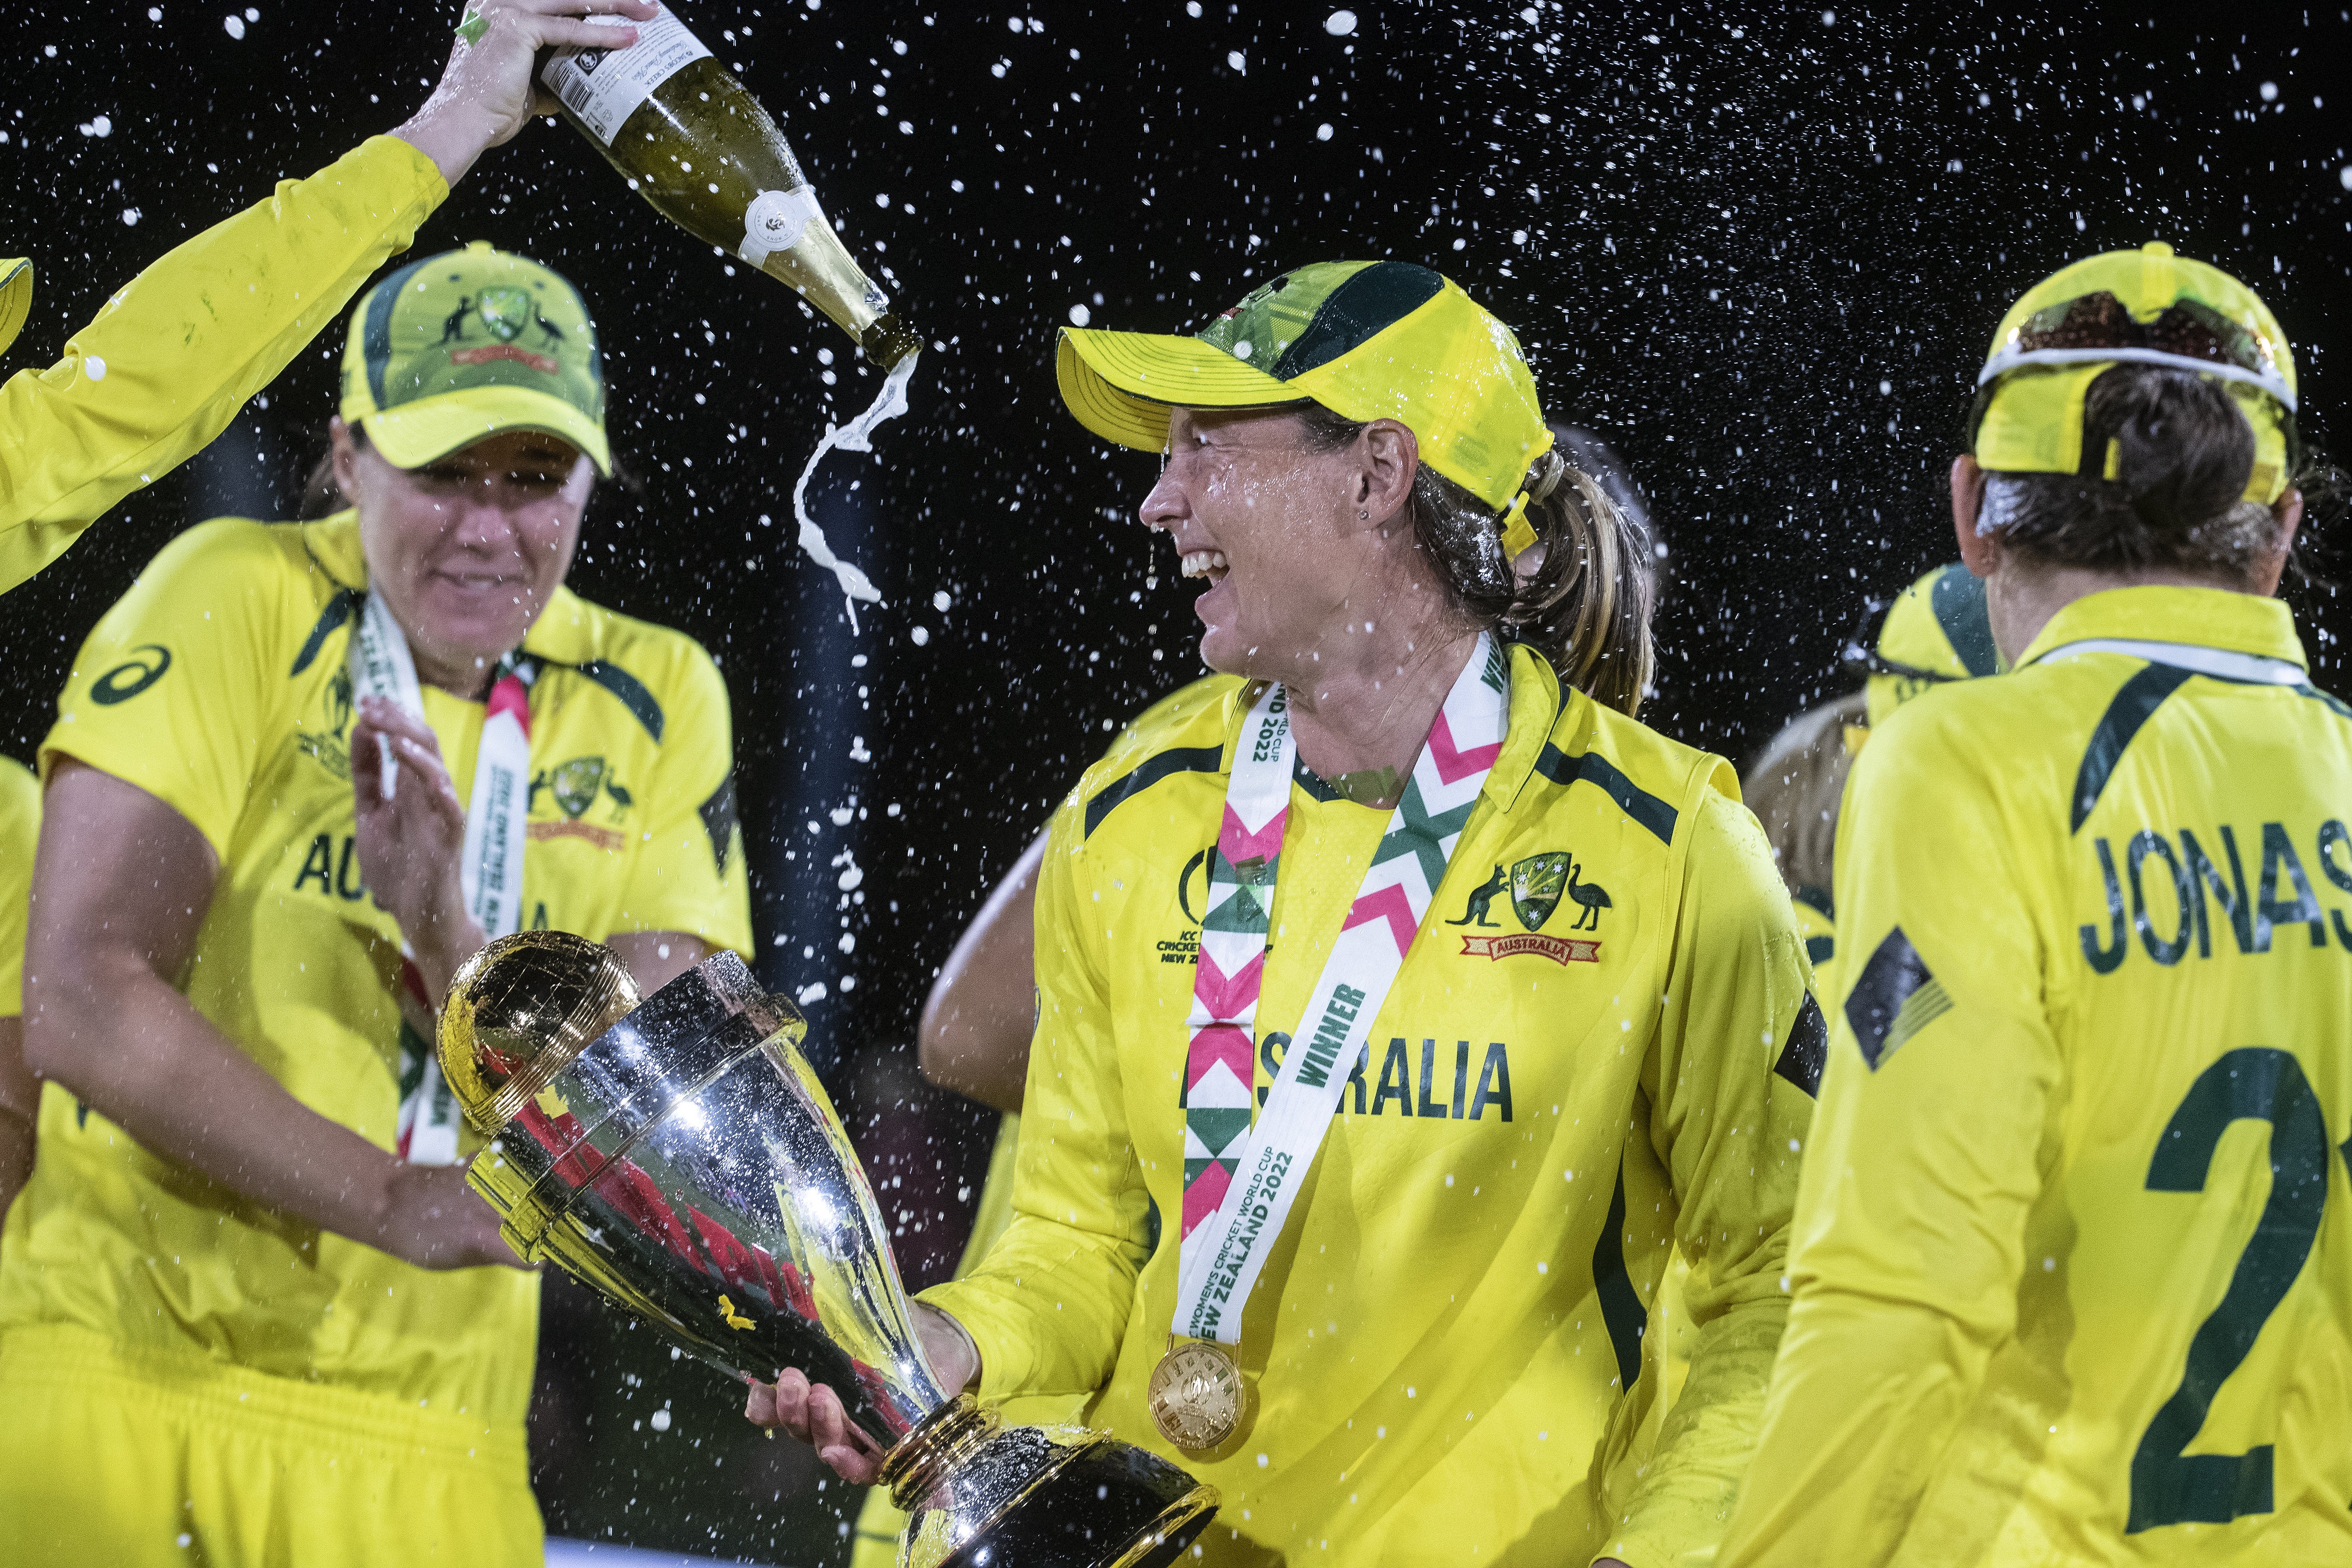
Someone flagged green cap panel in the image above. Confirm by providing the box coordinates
[341,241,610,474]
[1060,260,1550,513]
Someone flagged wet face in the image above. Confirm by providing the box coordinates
[336,421,593,694]
[1139,406,1405,680]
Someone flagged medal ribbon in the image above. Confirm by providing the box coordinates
[349,591,534,1166]
[1174,633,1509,1345]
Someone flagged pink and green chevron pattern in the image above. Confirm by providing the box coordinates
[1176,639,1508,1249]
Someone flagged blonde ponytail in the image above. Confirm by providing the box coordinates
[1294,405,1660,717]
[1502,453,1655,714]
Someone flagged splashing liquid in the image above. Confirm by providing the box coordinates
[791,352,919,632]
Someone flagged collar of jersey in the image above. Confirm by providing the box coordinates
[300,509,601,668]
[1222,640,1562,817]
[2015,584,2306,675]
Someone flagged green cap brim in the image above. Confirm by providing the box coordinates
[0,259,33,357]
[358,386,612,477]
[1057,328,1302,453]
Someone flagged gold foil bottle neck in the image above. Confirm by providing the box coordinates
[437,931,642,1133]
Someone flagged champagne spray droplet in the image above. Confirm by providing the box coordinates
[790,352,920,630]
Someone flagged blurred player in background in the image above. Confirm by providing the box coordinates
[1850,561,2004,731]
[0,242,751,1565]
[1746,563,2000,994]
[1654,565,1996,1421]
[1724,245,2348,1563]
[1743,698,1860,992]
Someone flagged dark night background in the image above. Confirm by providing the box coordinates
[3,1,2346,1561]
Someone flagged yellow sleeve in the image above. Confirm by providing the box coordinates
[918,796,1152,1400]
[1718,712,2057,1568]
[0,759,39,1016]
[0,135,447,594]
[1602,778,1817,1565]
[954,1112,1024,1277]
[1791,889,1837,1001]
[599,642,754,960]
[40,519,291,859]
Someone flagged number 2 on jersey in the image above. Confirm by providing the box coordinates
[2128,1047,2336,1534]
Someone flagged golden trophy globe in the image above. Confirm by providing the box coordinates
[438,931,1217,1568]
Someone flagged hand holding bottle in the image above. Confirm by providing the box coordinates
[395,0,660,188]
[535,0,920,368]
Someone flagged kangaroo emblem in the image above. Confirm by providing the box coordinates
[1447,863,1508,928]
[1565,860,1613,931]
[439,295,475,343]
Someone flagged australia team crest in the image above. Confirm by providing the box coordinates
[526,754,633,852]
[1510,851,1571,929]
[475,285,536,343]
[1452,849,1606,966]
[550,755,609,818]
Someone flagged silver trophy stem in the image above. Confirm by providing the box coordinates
[441,934,1216,1568]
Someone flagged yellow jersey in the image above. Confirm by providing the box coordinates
[0,136,447,594]
[0,757,34,1017]
[924,645,1819,1566]
[1790,884,1836,1000]
[0,512,753,1424]
[1724,585,2352,1565]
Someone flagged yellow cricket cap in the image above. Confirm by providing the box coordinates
[340,241,611,475]
[1970,243,2296,504]
[1057,260,1552,515]
[1863,563,2001,728]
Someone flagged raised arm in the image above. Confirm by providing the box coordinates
[917,833,1047,1114]
[393,0,658,187]
[24,761,518,1270]
[0,0,656,594]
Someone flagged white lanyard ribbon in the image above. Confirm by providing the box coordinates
[1173,633,1509,1344]
[349,591,534,1165]
[2034,637,2308,686]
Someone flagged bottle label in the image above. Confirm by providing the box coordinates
[739,187,826,268]
[541,2,713,147]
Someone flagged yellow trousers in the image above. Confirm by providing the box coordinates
[0,1323,542,1567]
[851,1485,906,1568]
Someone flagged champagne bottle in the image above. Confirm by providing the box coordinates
[539,3,920,368]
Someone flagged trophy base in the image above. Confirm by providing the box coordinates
[888,1397,1219,1568]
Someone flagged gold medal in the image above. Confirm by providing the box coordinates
[1148,1337,1245,1451]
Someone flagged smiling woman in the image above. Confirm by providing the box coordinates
[335,423,592,692]
[751,261,1821,1568]
[0,242,753,1565]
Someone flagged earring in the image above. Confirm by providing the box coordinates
[1358,509,1368,519]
